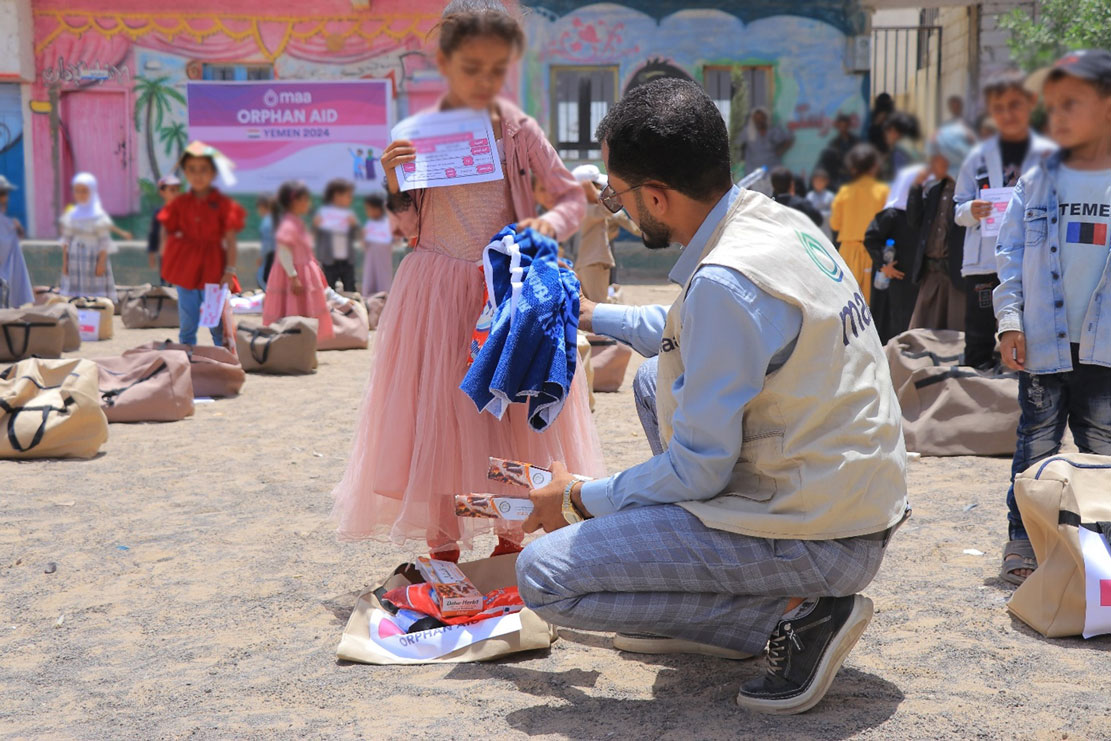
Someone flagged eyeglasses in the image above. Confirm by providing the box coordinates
[599,182,671,214]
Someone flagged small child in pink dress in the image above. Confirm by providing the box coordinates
[263,181,334,341]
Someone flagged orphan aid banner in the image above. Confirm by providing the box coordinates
[187,81,391,194]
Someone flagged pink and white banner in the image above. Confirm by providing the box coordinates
[187,80,392,194]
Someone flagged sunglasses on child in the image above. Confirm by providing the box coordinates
[599,182,672,214]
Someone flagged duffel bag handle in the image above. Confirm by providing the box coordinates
[139,295,167,319]
[2,322,54,360]
[0,395,75,452]
[100,361,168,408]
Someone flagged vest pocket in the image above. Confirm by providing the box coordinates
[726,431,786,502]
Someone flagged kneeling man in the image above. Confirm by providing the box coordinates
[516,79,908,715]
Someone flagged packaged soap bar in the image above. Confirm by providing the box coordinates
[414,557,484,617]
[454,493,534,521]
[487,457,591,489]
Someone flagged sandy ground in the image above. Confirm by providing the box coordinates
[2,282,1110,740]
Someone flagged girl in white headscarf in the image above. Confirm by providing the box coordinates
[59,173,118,301]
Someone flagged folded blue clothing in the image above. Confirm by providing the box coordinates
[461,225,581,432]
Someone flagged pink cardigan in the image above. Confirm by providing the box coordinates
[389,97,586,243]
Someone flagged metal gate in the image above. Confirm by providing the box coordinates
[871,25,943,130]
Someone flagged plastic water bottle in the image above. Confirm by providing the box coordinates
[873,238,896,290]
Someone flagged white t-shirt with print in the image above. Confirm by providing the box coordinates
[1057,165,1111,342]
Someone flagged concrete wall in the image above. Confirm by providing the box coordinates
[0,0,33,82]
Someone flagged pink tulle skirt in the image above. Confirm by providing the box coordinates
[330,248,606,549]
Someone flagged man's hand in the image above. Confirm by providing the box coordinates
[517,217,557,238]
[579,293,597,333]
[523,461,577,534]
[999,330,1026,371]
[970,199,993,221]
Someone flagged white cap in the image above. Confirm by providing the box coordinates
[572,164,603,184]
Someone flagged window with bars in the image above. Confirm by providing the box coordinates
[703,66,774,131]
[550,66,617,162]
[202,64,274,81]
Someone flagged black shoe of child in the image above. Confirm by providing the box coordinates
[736,594,873,715]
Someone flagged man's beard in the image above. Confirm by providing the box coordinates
[634,191,672,250]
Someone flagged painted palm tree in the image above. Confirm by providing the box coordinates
[158,121,189,163]
[133,75,186,181]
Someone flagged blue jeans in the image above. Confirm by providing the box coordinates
[176,286,223,347]
[1007,344,1111,540]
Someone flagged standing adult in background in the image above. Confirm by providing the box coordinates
[516,78,908,716]
[868,93,895,153]
[0,176,32,309]
[741,107,794,176]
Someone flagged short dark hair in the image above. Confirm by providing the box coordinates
[983,70,1030,101]
[834,112,852,126]
[277,180,311,214]
[437,0,524,56]
[769,166,794,195]
[883,111,921,140]
[845,143,880,179]
[364,193,386,210]
[179,152,215,173]
[595,78,732,203]
[323,178,354,204]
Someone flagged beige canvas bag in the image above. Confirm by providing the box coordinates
[121,285,179,329]
[114,285,145,315]
[236,317,318,374]
[95,350,195,423]
[33,302,81,352]
[576,332,595,412]
[67,296,115,340]
[337,554,557,665]
[317,300,370,351]
[588,335,632,393]
[0,309,66,361]
[1009,454,1111,638]
[886,329,1020,456]
[128,340,245,398]
[0,358,108,459]
[365,292,388,330]
[33,286,64,306]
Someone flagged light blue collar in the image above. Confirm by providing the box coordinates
[668,186,741,285]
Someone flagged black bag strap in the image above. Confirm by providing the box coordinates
[139,295,168,318]
[2,322,55,360]
[901,348,964,366]
[247,327,302,365]
[100,360,168,407]
[0,395,75,452]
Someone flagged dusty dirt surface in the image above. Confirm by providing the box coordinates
[2,283,1110,739]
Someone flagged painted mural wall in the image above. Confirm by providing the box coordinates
[523,3,869,178]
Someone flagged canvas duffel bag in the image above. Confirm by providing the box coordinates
[588,335,632,393]
[0,357,108,459]
[1010,454,1111,638]
[128,340,245,398]
[67,296,115,340]
[33,302,81,352]
[886,329,1019,456]
[236,317,318,374]
[365,292,388,331]
[121,285,179,329]
[114,285,145,315]
[95,349,195,423]
[317,300,369,351]
[33,286,64,306]
[0,309,66,362]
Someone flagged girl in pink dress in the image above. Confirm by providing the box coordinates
[331,0,604,561]
[263,181,334,341]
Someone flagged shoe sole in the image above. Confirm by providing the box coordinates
[736,595,874,715]
[613,634,754,661]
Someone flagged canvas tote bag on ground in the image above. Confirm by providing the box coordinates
[121,285,179,329]
[365,292,388,331]
[0,309,66,362]
[114,285,146,315]
[95,350,195,423]
[337,554,557,665]
[128,340,245,398]
[67,296,114,340]
[33,286,64,306]
[32,302,81,352]
[885,328,1020,456]
[588,335,632,393]
[317,300,369,351]
[1009,454,1111,639]
[236,317,318,374]
[0,357,108,459]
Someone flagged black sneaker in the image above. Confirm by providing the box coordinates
[736,594,873,715]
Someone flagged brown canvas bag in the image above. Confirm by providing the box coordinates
[236,316,318,374]
[337,554,556,665]
[114,285,145,315]
[0,309,66,361]
[67,296,115,340]
[886,329,1020,456]
[588,335,632,393]
[95,350,195,423]
[317,300,369,351]
[33,302,82,352]
[1009,454,1111,638]
[33,286,64,306]
[0,358,108,459]
[121,285,179,329]
[365,292,388,330]
[128,340,245,398]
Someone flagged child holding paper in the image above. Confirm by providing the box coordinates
[331,0,603,562]
[263,180,334,341]
[994,50,1111,585]
[159,142,245,347]
[954,70,1057,369]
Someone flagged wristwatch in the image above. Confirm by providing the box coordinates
[562,480,583,524]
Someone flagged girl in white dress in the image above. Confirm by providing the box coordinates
[59,172,117,301]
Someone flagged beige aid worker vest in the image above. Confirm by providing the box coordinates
[656,190,908,541]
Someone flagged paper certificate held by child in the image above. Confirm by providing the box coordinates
[980,187,1014,239]
[390,109,504,192]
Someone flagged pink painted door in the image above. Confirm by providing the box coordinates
[61,91,133,215]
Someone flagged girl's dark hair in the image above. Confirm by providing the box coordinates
[364,193,386,210]
[257,193,280,223]
[277,181,311,214]
[323,178,355,205]
[883,111,921,140]
[437,0,525,56]
[845,143,880,179]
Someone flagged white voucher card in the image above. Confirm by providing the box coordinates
[391,109,504,192]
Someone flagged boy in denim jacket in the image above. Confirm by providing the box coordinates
[993,50,1111,585]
